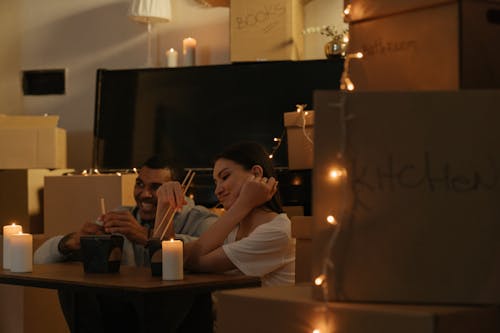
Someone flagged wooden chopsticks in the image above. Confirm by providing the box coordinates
[153,170,196,240]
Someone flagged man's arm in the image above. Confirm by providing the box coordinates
[173,198,218,238]
[34,221,105,264]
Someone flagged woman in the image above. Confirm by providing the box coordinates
[156,141,295,286]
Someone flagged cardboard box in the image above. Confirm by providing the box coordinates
[230,0,304,62]
[0,115,67,169]
[44,173,136,236]
[0,169,72,234]
[284,110,314,170]
[312,90,500,304]
[0,114,59,128]
[215,285,500,333]
[291,216,312,283]
[347,0,500,90]
[0,234,68,333]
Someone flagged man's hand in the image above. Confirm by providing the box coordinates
[156,181,187,212]
[59,222,104,253]
[101,210,149,246]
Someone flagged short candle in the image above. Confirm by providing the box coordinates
[10,232,33,273]
[166,48,178,67]
[162,239,183,280]
[182,37,197,67]
[3,223,23,269]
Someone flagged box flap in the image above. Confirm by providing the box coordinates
[284,110,314,127]
[0,114,59,128]
[348,0,456,22]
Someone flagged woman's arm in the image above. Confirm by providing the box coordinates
[184,176,277,270]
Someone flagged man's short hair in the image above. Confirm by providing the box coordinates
[140,155,178,180]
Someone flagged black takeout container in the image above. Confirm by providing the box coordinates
[80,234,124,273]
[147,238,162,276]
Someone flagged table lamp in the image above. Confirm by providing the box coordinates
[128,0,172,67]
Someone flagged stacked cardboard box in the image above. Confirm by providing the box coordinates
[0,169,72,234]
[312,90,500,304]
[0,115,67,169]
[284,110,314,170]
[291,216,312,283]
[216,285,500,333]
[347,0,500,90]
[230,0,304,62]
[44,173,136,236]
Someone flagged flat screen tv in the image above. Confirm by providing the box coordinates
[93,60,342,210]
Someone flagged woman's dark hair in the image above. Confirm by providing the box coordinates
[214,141,283,214]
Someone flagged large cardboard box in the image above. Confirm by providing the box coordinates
[0,169,72,234]
[284,110,314,170]
[0,115,67,169]
[44,173,136,236]
[347,0,500,90]
[230,0,304,62]
[312,90,500,304]
[215,285,500,333]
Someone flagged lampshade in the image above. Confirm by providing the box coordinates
[128,0,172,24]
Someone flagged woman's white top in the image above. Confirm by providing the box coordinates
[222,213,295,286]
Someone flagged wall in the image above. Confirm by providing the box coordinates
[7,0,345,170]
[0,0,22,114]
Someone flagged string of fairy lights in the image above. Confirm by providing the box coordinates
[312,2,362,332]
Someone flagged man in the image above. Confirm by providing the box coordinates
[34,156,218,332]
[35,155,217,266]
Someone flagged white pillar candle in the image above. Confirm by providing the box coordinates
[10,232,33,273]
[166,48,178,67]
[3,223,22,269]
[162,239,183,280]
[182,37,197,66]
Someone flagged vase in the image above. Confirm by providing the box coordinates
[324,40,346,60]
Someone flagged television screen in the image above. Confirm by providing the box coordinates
[93,60,342,171]
[93,60,342,210]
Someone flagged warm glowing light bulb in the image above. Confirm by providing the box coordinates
[329,170,340,178]
[313,330,321,333]
[356,52,363,59]
[346,78,355,91]
[326,215,336,225]
[314,274,326,286]
[268,154,273,159]
[291,176,302,186]
[82,170,88,175]
[343,35,349,43]
[133,167,138,173]
[116,172,122,176]
[343,4,351,16]
[304,111,309,116]
[273,137,280,142]
[329,167,345,180]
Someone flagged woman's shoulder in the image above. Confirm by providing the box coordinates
[254,213,291,234]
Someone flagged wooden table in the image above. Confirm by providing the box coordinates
[0,262,261,333]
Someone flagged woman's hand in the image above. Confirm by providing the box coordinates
[236,176,278,211]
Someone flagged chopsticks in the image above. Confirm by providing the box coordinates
[100,197,106,215]
[153,170,196,240]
